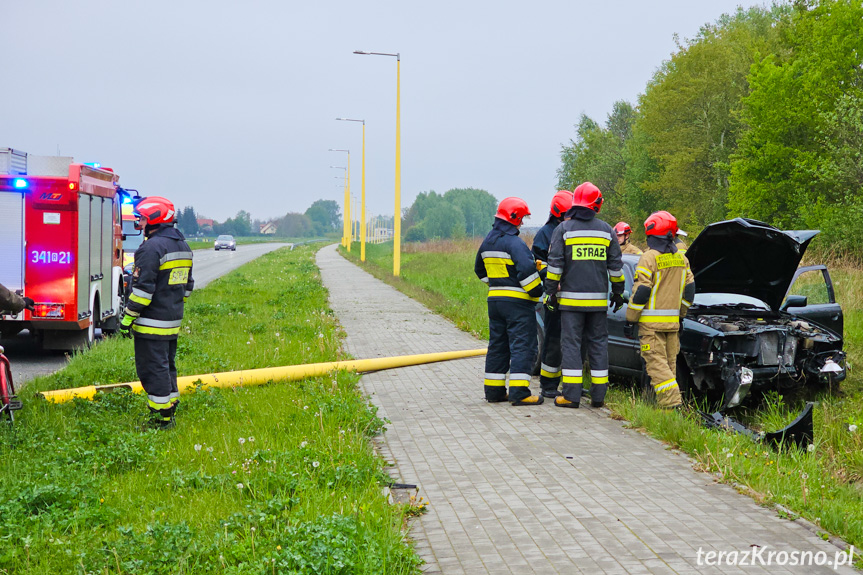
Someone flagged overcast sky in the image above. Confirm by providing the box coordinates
[2,1,763,224]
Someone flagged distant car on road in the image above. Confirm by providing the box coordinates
[214,235,236,251]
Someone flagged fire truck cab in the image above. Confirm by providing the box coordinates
[0,150,130,350]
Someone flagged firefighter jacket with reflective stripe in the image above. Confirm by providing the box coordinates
[544,208,624,312]
[532,215,563,283]
[621,242,643,255]
[0,283,25,315]
[626,247,695,331]
[475,219,543,304]
[126,225,194,340]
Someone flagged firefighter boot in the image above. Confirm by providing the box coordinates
[512,394,544,406]
[554,396,579,409]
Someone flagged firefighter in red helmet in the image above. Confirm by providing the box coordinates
[614,222,642,255]
[623,211,695,409]
[531,190,573,398]
[545,182,625,408]
[119,196,194,429]
[475,197,544,405]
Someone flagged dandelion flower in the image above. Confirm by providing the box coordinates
[850,424,858,433]
[237,483,244,490]
[249,437,255,443]
[275,332,280,337]
[207,446,214,453]
[277,545,282,551]
[239,437,246,445]
[194,444,202,452]
[312,461,320,468]
[807,444,816,452]
[300,441,308,448]
[726,453,733,458]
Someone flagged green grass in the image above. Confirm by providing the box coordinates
[341,239,863,558]
[2,246,420,574]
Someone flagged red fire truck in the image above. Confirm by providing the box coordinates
[0,151,131,350]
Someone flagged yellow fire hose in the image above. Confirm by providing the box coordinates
[39,348,488,404]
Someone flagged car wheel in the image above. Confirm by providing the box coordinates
[532,318,544,376]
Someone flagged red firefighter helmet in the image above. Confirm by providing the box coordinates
[613,222,632,236]
[644,211,679,237]
[550,190,574,218]
[572,182,603,213]
[133,196,176,230]
[495,197,531,226]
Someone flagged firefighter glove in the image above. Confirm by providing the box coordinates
[119,313,134,339]
[543,292,557,313]
[22,297,35,312]
[609,292,626,313]
[623,321,636,340]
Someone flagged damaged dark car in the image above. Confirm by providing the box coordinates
[607,218,845,409]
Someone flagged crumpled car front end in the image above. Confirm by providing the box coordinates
[682,311,845,408]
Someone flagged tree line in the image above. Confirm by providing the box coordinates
[175,200,343,239]
[403,188,498,241]
[557,0,863,254]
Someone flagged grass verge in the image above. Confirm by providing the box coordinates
[186,237,333,251]
[3,245,420,574]
[341,239,863,559]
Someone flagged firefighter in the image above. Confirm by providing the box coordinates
[614,222,642,255]
[0,284,34,315]
[119,196,194,430]
[623,211,695,409]
[475,197,544,405]
[674,230,688,254]
[532,190,573,398]
[545,182,625,409]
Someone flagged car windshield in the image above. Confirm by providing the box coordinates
[692,293,771,311]
[217,235,234,241]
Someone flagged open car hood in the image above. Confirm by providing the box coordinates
[686,218,819,311]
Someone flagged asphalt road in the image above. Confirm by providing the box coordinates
[3,242,290,387]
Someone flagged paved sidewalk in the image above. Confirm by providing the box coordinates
[317,245,855,575]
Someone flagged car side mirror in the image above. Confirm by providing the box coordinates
[782,295,807,310]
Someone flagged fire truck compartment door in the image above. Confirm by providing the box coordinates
[0,191,25,292]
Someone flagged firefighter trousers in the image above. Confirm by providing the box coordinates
[134,337,180,420]
[639,327,683,408]
[538,306,562,397]
[560,311,609,405]
[484,300,537,402]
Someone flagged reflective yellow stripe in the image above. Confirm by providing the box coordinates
[628,302,645,311]
[654,379,679,393]
[509,380,530,387]
[610,275,625,283]
[562,375,583,384]
[487,290,539,302]
[483,257,514,266]
[565,237,611,246]
[636,266,653,279]
[537,261,548,270]
[484,379,506,387]
[129,293,151,305]
[148,399,172,410]
[522,277,541,292]
[540,369,561,379]
[132,324,182,335]
[592,376,609,384]
[559,298,607,307]
[547,272,561,281]
[159,260,193,270]
[638,315,679,323]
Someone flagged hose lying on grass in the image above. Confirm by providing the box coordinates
[39,348,488,404]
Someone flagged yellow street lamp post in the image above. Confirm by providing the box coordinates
[330,164,348,248]
[336,118,366,261]
[354,50,401,276]
[329,149,350,250]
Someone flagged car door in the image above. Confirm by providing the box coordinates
[607,259,643,374]
[783,265,843,337]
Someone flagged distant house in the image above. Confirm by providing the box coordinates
[260,221,277,235]
[197,218,214,233]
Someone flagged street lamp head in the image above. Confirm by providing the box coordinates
[353,50,370,55]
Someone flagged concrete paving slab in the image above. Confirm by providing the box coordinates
[317,245,857,575]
